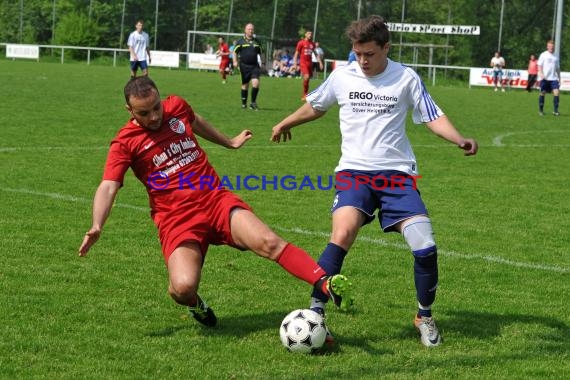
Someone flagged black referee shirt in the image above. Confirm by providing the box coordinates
[234,37,262,66]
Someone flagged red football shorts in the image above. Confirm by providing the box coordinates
[219,58,230,70]
[151,188,252,263]
[300,62,313,76]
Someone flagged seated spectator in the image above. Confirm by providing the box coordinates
[268,49,282,77]
[279,50,293,76]
[278,50,300,78]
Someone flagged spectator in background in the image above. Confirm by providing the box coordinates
[216,37,230,84]
[490,51,506,92]
[526,54,538,92]
[127,20,151,78]
[537,40,561,116]
[347,50,357,63]
[312,42,324,78]
[278,49,294,77]
[228,40,237,75]
[204,44,214,55]
[269,49,283,77]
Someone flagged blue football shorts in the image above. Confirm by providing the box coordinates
[331,169,428,232]
[130,60,149,71]
[540,79,560,93]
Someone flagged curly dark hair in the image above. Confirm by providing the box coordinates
[346,15,390,47]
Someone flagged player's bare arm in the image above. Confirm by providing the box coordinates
[425,115,478,156]
[79,180,121,256]
[292,51,299,71]
[192,113,252,149]
[271,103,326,143]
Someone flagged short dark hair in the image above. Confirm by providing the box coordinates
[124,76,159,105]
[346,15,390,47]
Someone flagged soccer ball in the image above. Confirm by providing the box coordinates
[279,309,327,353]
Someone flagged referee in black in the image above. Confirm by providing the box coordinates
[233,23,262,110]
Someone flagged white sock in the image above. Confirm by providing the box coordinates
[310,297,326,312]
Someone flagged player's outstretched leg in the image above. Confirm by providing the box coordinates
[314,274,354,312]
[188,295,217,327]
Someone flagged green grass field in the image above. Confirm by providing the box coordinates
[0,59,568,379]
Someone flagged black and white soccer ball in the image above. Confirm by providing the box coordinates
[279,309,327,353]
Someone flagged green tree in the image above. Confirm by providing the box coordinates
[53,11,102,59]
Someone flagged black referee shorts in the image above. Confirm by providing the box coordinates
[239,63,261,84]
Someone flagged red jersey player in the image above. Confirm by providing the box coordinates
[293,30,323,100]
[78,77,353,331]
[216,36,230,84]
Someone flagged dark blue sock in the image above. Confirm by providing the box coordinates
[417,308,432,318]
[414,251,438,316]
[539,95,545,111]
[311,243,348,302]
[554,96,559,112]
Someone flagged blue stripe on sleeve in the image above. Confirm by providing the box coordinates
[421,81,439,121]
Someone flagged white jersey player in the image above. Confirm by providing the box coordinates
[127,20,151,77]
[537,40,561,116]
[271,15,478,348]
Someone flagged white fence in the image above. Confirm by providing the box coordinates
[2,43,128,66]
[3,43,568,90]
[0,43,223,71]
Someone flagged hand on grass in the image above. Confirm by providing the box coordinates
[79,228,101,257]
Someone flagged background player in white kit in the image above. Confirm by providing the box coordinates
[537,40,561,116]
[127,20,151,78]
[270,15,478,348]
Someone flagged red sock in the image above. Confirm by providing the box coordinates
[303,79,309,95]
[276,243,326,285]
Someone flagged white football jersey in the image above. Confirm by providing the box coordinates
[306,59,443,175]
[127,31,150,61]
[490,57,505,71]
[537,51,559,80]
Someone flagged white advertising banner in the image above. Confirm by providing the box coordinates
[6,44,39,59]
[149,50,179,68]
[187,53,220,71]
[386,23,480,35]
[469,67,570,91]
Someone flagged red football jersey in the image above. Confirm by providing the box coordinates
[103,96,221,211]
[219,42,230,63]
[295,39,315,66]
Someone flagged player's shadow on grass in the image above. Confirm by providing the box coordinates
[146,310,292,338]
[443,310,569,351]
[146,310,389,355]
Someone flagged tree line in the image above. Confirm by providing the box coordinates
[0,0,567,71]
